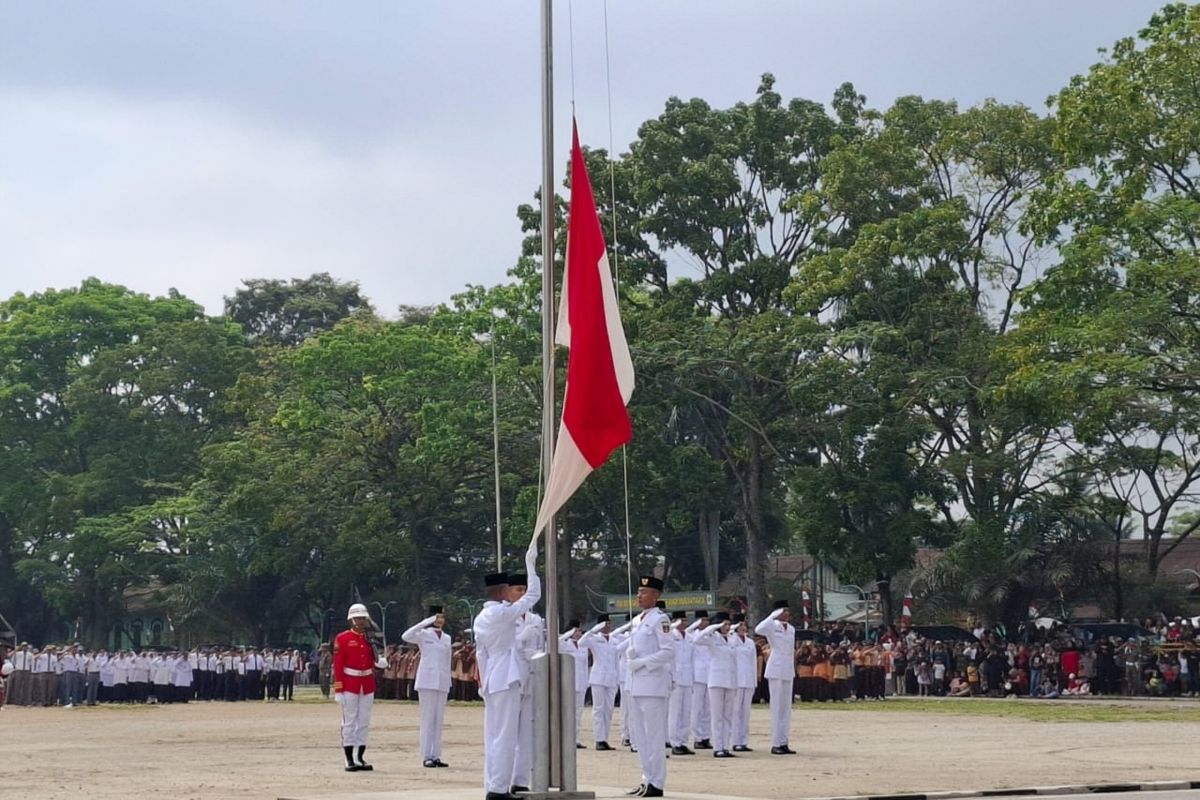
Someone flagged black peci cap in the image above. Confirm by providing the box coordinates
[671,610,687,620]
[567,619,580,630]
[639,575,664,592]
[694,609,709,619]
[508,574,528,587]
[732,613,745,624]
[597,614,610,623]
[428,605,444,614]
[712,612,730,624]
[484,572,508,587]
[772,599,789,610]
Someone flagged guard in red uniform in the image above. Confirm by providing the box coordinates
[334,603,387,771]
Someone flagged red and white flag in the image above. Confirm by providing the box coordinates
[801,590,812,631]
[1027,602,1039,619]
[531,121,634,542]
[901,590,914,629]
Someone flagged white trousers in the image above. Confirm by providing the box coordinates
[768,677,793,746]
[690,682,710,743]
[574,688,586,745]
[629,694,668,790]
[707,685,737,752]
[590,684,616,744]
[339,691,374,747]
[418,689,447,760]
[733,687,753,746]
[619,689,631,743]
[668,683,692,746]
[513,689,534,787]
[482,686,521,794]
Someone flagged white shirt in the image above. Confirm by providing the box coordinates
[472,561,543,695]
[754,610,797,680]
[402,617,453,693]
[579,629,622,688]
[624,608,675,697]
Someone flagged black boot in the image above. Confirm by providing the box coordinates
[344,746,360,771]
[356,745,374,771]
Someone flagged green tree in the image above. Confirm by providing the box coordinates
[0,280,251,645]
[1014,2,1200,580]
[224,272,373,347]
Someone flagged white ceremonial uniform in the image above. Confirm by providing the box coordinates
[688,619,712,745]
[732,632,758,747]
[512,610,545,788]
[694,624,738,753]
[625,606,675,792]
[579,624,622,745]
[755,609,796,747]
[559,630,590,746]
[472,550,542,796]
[401,616,453,762]
[667,620,693,748]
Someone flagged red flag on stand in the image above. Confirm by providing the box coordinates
[532,120,634,540]
[901,590,914,630]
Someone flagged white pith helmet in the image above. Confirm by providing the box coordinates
[347,603,371,621]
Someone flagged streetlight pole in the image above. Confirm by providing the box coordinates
[459,598,480,641]
[369,601,399,645]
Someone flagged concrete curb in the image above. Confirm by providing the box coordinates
[811,781,1200,800]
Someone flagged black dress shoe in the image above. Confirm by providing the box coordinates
[693,738,713,749]
[621,738,632,747]
[732,745,752,752]
[511,786,529,794]
[780,745,797,754]
[344,764,361,772]
[577,742,587,749]
[626,785,646,796]
[642,786,664,798]
[486,793,520,800]
[424,759,438,768]
[595,741,614,751]
[434,759,450,767]
[713,749,735,758]
[671,745,694,755]
[356,762,374,771]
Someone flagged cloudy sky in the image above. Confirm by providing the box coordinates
[0,1,1168,316]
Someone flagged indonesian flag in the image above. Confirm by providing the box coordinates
[901,590,914,629]
[801,590,812,630]
[531,121,634,541]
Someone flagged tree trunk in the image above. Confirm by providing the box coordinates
[741,436,769,622]
[699,510,721,590]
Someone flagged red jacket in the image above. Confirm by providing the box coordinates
[333,629,378,695]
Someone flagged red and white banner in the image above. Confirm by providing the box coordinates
[801,590,812,630]
[531,120,634,542]
[901,590,914,629]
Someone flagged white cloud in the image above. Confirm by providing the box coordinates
[0,88,528,315]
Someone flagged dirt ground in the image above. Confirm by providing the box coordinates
[3,689,1198,800]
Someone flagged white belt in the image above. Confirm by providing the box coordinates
[344,667,373,677]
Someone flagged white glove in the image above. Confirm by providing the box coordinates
[334,692,344,704]
[422,615,438,627]
[375,656,388,669]
[589,622,607,634]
